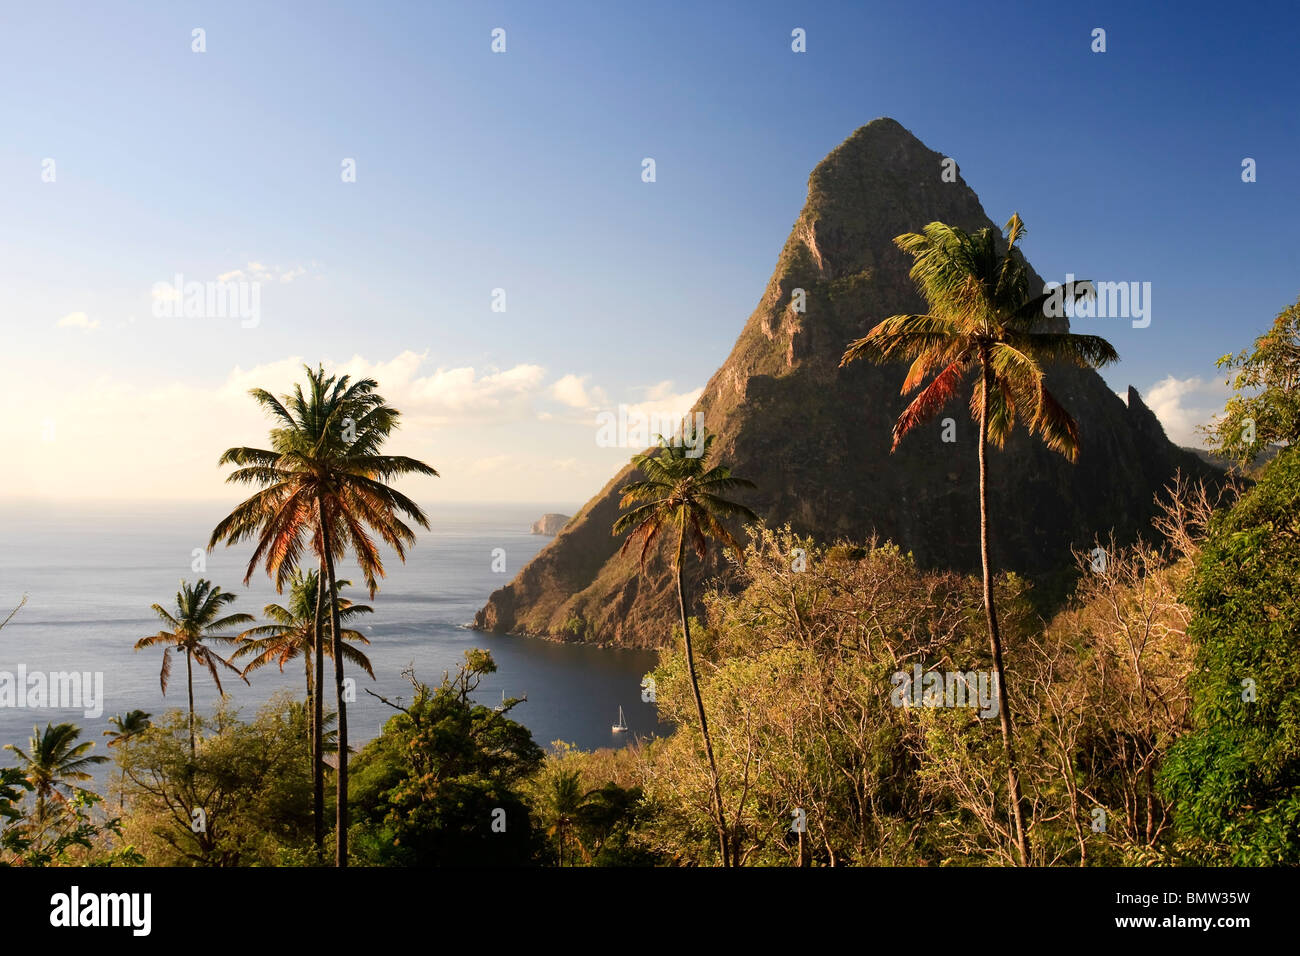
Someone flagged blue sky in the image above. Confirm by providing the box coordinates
[2,0,1296,501]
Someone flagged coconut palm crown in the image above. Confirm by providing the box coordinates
[840,213,1118,458]
[612,430,757,570]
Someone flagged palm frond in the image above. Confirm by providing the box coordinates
[892,359,969,449]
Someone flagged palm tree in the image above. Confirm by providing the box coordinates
[840,213,1118,865]
[133,579,251,759]
[612,428,755,867]
[103,711,152,811]
[103,710,153,748]
[4,723,107,831]
[544,768,588,867]
[234,570,375,737]
[209,364,437,866]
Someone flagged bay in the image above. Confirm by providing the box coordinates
[0,499,669,785]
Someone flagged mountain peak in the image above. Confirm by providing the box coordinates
[475,123,1220,647]
[1126,385,1171,442]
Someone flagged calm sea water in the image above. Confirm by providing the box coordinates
[0,499,668,785]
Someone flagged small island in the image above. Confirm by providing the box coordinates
[530,513,571,536]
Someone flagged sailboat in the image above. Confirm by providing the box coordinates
[494,690,506,712]
[611,705,628,733]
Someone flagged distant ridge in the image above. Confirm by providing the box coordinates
[476,119,1219,647]
[1179,444,1276,471]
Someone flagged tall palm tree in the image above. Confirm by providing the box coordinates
[133,579,251,759]
[4,723,107,830]
[840,213,1118,864]
[612,429,755,867]
[234,570,375,732]
[209,364,437,866]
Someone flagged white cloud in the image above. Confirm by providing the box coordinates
[401,362,548,425]
[539,377,704,433]
[216,262,310,283]
[622,381,704,427]
[217,352,552,427]
[56,311,99,331]
[552,374,589,408]
[1139,375,1230,447]
[641,380,679,402]
[0,354,685,502]
[550,374,608,409]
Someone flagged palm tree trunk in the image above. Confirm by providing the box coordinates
[676,523,730,867]
[318,500,348,867]
[186,651,196,761]
[304,646,313,735]
[978,357,1030,865]
[311,562,326,857]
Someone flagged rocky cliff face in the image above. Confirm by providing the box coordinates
[530,513,571,536]
[475,118,1218,648]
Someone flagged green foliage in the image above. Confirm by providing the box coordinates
[575,781,654,865]
[1206,296,1300,467]
[116,694,315,866]
[541,766,585,865]
[1,734,140,867]
[1160,448,1300,863]
[626,520,1216,867]
[0,766,27,806]
[560,614,589,640]
[104,711,153,747]
[3,722,109,831]
[348,651,546,865]
[827,269,874,306]
[522,742,656,866]
[639,525,1025,865]
[0,766,32,836]
[1,787,143,867]
[1006,534,1198,865]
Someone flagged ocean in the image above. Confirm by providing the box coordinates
[0,499,669,785]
